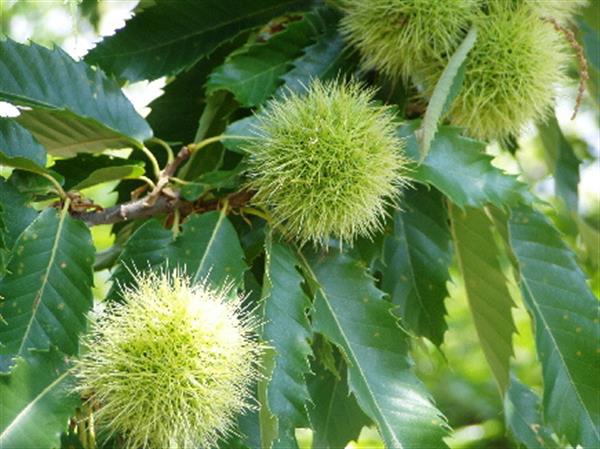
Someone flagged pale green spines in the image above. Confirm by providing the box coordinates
[429,3,568,140]
[526,0,588,22]
[74,271,260,449]
[245,80,408,247]
[340,0,481,81]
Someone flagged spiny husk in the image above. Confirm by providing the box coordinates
[427,2,569,140]
[340,0,482,81]
[520,0,588,23]
[245,79,409,248]
[74,270,261,449]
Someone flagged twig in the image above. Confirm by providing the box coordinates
[74,195,182,226]
[73,136,256,226]
[143,145,191,207]
[543,17,589,120]
[75,190,254,226]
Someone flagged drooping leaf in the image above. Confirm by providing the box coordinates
[449,205,516,394]
[109,218,173,301]
[261,236,312,447]
[167,209,247,288]
[538,115,580,212]
[0,39,151,156]
[85,0,313,82]
[308,358,370,449]
[306,251,449,449]
[0,118,46,167]
[276,30,354,97]
[206,7,339,107]
[418,26,477,160]
[0,348,80,449]
[504,376,561,449]
[17,109,145,158]
[52,154,145,191]
[509,205,600,448]
[401,123,531,208]
[0,208,95,359]
[379,186,452,346]
[0,180,37,250]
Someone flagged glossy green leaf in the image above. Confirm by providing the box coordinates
[401,123,531,208]
[85,0,312,82]
[167,209,247,288]
[379,186,452,346]
[504,377,560,449]
[207,8,339,107]
[450,205,516,393]
[418,26,477,160]
[109,219,173,300]
[509,206,600,447]
[0,118,46,167]
[52,154,145,191]
[276,30,353,96]
[0,180,37,250]
[223,116,261,154]
[0,348,79,449]
[538,115,580,212]
[306,251,449,449]
[0,39,151,156]
[261,236,312,446]
[0,208,94,358]
[308,358,370,449]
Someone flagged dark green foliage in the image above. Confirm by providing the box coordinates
[0,118,46,167]
[86,0,313,82]
[0,348,80,449]
[0,2,597,448]
[0,208,94,359]
[261,237,312,439]
[509,206,600,448]
[308,251,450,448]
[379,186,452,346]
[0,40,151,155]
[308,358,370,449]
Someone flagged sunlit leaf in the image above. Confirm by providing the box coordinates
[509,206,600,447]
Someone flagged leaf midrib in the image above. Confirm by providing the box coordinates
[521,278,598,438]
[0,369,70,442]
[17,208,67,356]
[193,208,227,282]
[396,218,435,328]
[299,253,402,449]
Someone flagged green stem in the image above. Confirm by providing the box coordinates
[40,172,67,199]
[187,134,254,155]
[147,137,175,164]
[140,146,162,179]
